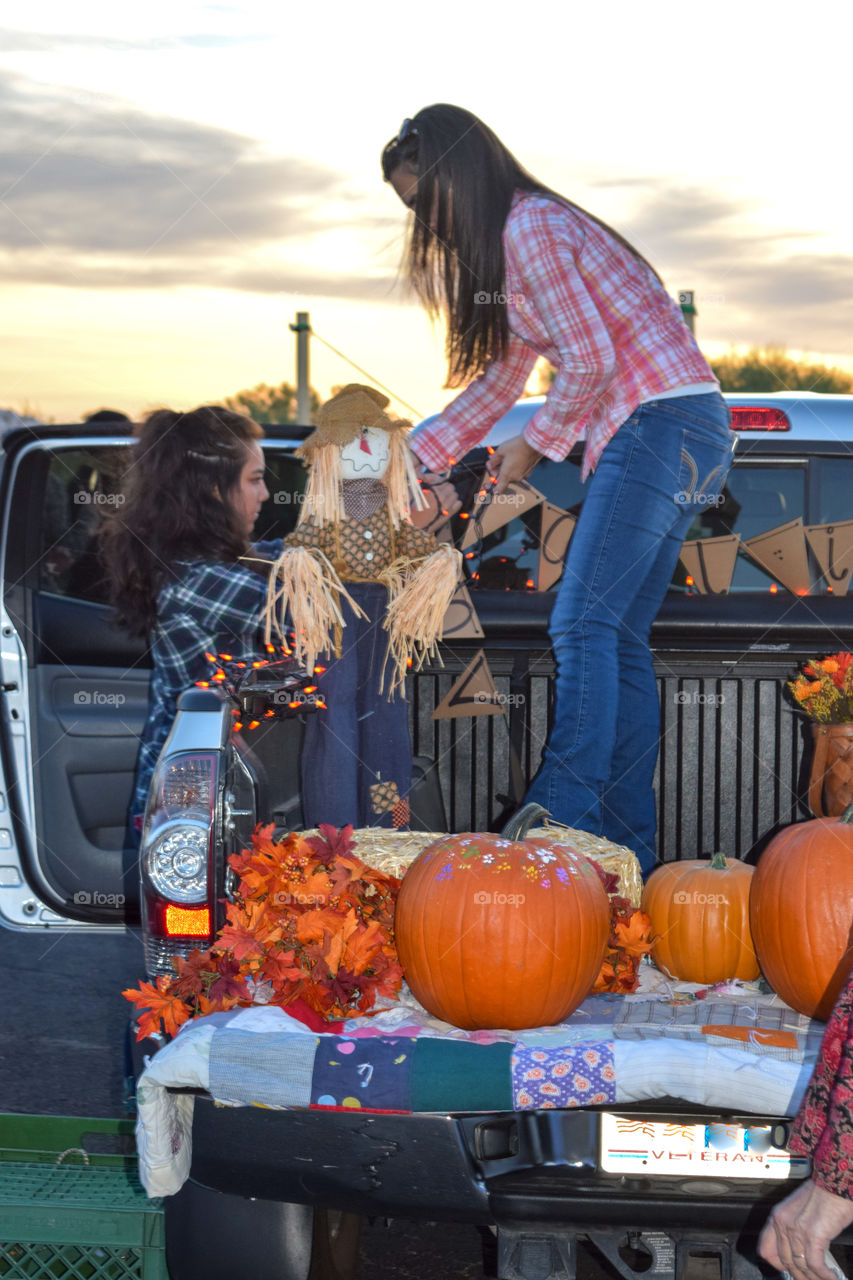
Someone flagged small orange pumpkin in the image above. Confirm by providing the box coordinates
[642,852,759,984]
[750,804,853,1019]
[394,826,610,1031]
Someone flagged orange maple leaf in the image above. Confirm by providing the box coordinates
[612,910,655,958]
[342,920,386,976]
[260,947,302,986]
[123,978,192,1040]
[217,900,281,961]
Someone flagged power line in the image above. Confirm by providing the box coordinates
[310,329,424,420]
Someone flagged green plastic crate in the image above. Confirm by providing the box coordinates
[0,1114,166,1279]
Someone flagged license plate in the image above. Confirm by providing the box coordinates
[600,1114,810,1179]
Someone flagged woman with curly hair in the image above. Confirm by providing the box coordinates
[382,104,735,874]
[101,405,278,831]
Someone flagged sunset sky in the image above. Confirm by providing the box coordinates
[2,0,851,425]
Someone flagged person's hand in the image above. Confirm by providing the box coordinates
[486,434,543,494]
[758,1177,853,1280]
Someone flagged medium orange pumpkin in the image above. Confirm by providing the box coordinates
[750,804,853,1019]
[394,829,610,1030]
[642,852,759,983]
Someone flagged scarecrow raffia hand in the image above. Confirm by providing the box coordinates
[262,545,367,673]
[380,542,462,695]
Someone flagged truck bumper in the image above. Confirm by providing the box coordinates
[186,1096,811,1230]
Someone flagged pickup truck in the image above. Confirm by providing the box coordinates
[2,392,853,1280]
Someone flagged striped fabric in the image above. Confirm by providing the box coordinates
[413,193,717,482]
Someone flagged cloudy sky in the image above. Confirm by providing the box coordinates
[2,0,852,423]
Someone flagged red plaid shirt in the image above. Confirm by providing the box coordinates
[412,193,717,481]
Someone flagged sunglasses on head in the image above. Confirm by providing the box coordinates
[387,117,418,150]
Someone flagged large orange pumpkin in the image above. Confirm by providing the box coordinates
[641,852,759,984]
[750,804,853,1019]
[394,829,610,1030]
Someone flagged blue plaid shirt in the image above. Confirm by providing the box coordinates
[131,540,282,824]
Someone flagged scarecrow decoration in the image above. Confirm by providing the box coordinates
[262,384,461,830]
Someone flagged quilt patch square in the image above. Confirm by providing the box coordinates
[310,1036,416,1111]
[511,1042,616,1109]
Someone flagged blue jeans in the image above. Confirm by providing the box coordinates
[301,582,412,829]
[525,393,735,874]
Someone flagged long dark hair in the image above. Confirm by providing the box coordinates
[101,405,264,637]
[381,103,663,387]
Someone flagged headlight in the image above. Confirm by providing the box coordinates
[144,820,209,903]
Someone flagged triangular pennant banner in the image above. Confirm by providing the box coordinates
[805,520,853,597]
[679,534,741,595]
[431,649,506,719]
[460,475,545,549]
[742,518,811,595]
[537,503,577,591]
[411,486,453,538]
[440,583,485,640]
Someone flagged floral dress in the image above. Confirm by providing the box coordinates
[790,976,853,1195]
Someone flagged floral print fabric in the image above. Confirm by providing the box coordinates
[512,1042,616,1109]
[789,977,853,1197]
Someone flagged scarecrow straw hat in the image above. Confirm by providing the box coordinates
[299,384,412,453]
[296,383,424,527]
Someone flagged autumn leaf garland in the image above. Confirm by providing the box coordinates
[123,823,404,1039]
[123,826,655,1040]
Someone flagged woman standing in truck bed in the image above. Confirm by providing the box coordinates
[382,104,734,874]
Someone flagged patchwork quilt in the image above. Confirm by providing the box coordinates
[135,966,824,1197]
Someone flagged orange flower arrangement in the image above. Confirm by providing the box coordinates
[788,652,853,723]
[124,824,403,1040]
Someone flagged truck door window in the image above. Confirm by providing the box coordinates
[39,446,131,604]
[252,454,308,543]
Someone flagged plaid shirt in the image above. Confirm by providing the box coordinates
[412,193,717,481]
[130,540,282,823]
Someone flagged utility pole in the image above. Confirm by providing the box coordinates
[289,311,311,423]
[678,290,697,335]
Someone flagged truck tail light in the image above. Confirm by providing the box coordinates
[730,407,791,431]
[164,905,212,936]
[140,750,218,976]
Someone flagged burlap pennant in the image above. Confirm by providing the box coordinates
[441,583,485,640]
[460,476,545,549]
[805,520,853,597]
[537,503,577,591]
[742,518,811,594]
[679,534,741,595]
[432,649,506,719]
